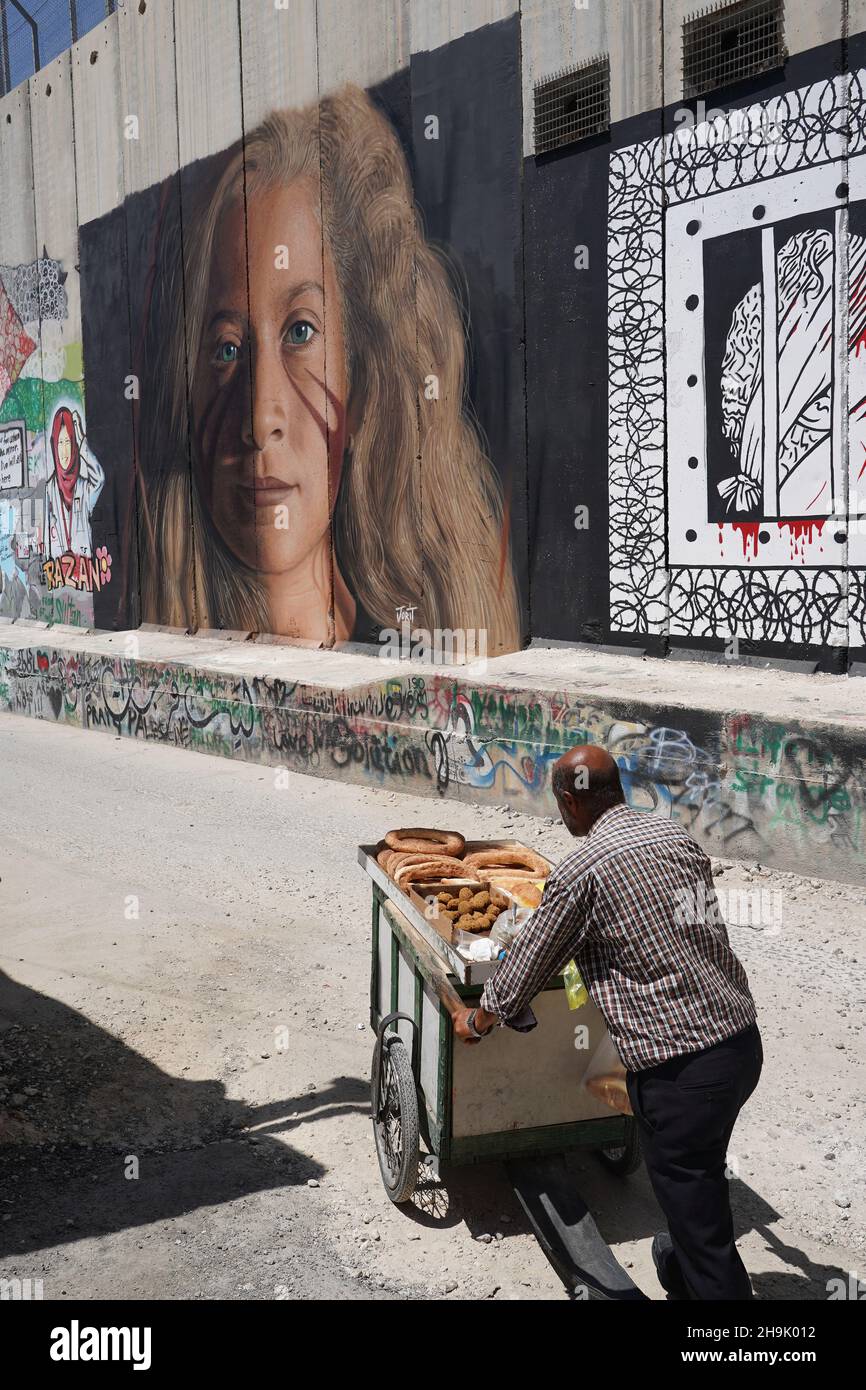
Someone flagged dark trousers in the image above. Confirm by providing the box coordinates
[626,1022,763,1301]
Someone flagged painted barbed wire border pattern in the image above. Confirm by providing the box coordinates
[665,74,854,202]
[847,568,866,646]
[607,70,866,646]
[607,135,667,633]
[0,257,69,325]
[668,566,848,644]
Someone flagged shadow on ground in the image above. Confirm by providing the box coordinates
[0,970,366,1260]
[396,1145,848,1300]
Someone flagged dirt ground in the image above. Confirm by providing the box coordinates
[1,712,864,1300]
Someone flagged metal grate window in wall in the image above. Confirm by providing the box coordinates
[533,56,610,156]
[0,0,116,98]
[683,0,785,100]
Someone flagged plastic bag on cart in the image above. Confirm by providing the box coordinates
[455,930,497,962]
[581,1030,632,1116]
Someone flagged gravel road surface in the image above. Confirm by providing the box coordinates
[1,713,863,1300]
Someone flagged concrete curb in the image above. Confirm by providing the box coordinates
[2,623,865,883]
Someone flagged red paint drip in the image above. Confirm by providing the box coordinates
[778,518,825,560]
[731,522,761,558]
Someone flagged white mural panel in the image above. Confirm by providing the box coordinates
[608,68,866,646]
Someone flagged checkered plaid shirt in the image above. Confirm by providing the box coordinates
[480,804,757,1072]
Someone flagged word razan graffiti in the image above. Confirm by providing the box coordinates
[42,548,112,593]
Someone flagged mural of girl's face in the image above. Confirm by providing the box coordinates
[192,179,350,575]
[57,425,72,471]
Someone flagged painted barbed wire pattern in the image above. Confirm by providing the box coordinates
[665,76,851,205]
[668,566,848,643]
[850,569,866,646]
[0,256,69,324]
[607,135,667,633]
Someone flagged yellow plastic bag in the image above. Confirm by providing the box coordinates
[563,958,588,1010]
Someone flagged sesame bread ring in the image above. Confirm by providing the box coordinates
[384,850,428,877]
[384,827,466,859]
[376,848,392,869]
[393,856,468,887]
[390,857,446,885]
[463,847,549,876]
[393,856,467,886]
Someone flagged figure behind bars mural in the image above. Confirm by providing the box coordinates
[134,86,520,652]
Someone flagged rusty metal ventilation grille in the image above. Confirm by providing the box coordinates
[533,57,610,155]
[683,0,785,99]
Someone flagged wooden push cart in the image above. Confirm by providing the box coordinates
[360,843,642,1206]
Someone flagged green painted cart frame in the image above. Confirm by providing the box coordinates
[362,845,641,1204]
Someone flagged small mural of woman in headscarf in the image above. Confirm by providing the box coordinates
[43,405,105,560]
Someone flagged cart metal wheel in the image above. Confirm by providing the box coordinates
[371,1032,420,1204]
[596,1117,643,1176]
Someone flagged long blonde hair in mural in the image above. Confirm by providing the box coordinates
[140,85,521,654]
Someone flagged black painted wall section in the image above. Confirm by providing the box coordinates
[524,128,615,647]
[80,203,138,631]
[411,14,529,643]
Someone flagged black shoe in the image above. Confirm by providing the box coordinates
[652,1233,691,1300]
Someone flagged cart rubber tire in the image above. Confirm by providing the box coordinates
[371,1034,420,1204]
[596,1117,643,1176]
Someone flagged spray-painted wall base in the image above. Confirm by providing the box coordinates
[2,630,865,884]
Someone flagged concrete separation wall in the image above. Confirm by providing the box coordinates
[3,624,865,884]
[3,1,866,671]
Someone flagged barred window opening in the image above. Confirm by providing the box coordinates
[534,56,610,156]
[683,0,786,100]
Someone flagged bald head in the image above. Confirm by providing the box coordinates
[551,744,624,836]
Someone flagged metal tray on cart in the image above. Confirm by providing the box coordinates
[358,840,548,984]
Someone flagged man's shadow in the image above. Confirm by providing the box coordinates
[395,1147,854,1301]
[0,970,367,1259]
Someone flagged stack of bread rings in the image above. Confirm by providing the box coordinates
[374,830,550,914]
[375,828,469,888]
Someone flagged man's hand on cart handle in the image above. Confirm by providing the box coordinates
[453,1004,497,1045]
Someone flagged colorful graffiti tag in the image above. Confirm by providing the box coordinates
[2,636,863,882]
[0,254,110,625]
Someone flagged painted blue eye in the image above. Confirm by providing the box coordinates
[287,321,315,346]
[217,341,239,364]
